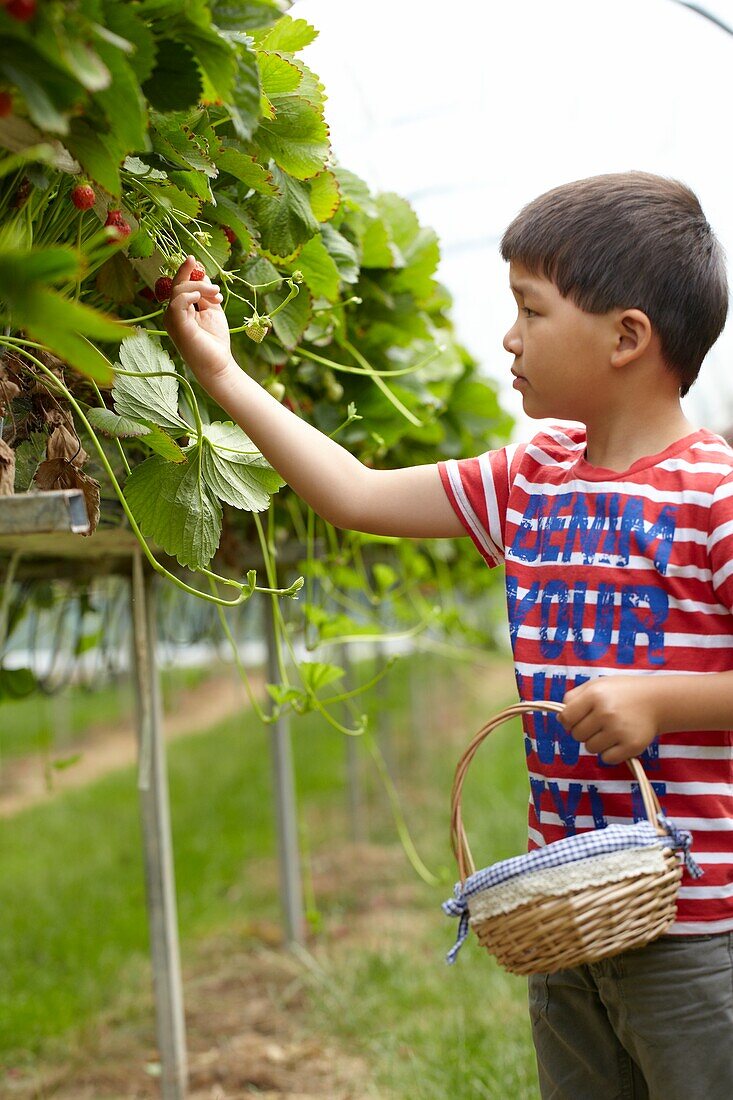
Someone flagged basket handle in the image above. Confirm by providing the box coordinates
[450,700,664,884]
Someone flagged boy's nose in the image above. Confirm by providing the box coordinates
[503,324,522,356]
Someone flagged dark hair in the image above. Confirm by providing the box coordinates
[500,172,728,396]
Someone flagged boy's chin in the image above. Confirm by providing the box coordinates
[521,393,576,422]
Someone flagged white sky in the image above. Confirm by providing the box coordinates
[291,0,733,444]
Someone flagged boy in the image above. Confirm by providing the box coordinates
[164,172,733,1098]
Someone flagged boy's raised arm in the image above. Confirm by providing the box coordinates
[163,258,465,540]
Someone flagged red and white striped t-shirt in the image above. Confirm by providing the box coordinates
[439,422,733,933]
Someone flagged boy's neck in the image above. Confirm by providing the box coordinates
[582,404,696,472]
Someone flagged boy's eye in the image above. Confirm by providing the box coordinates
[521,306,537,317]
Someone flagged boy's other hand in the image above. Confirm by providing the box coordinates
[559,676,659,765]
[163,256,233,389]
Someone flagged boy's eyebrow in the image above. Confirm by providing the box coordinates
[510,280,545,299]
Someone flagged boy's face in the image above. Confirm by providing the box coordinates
[504,260,615,421]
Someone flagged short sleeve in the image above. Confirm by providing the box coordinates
[708,472,733,613]
[438,443,524,568]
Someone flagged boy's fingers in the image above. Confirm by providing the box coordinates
[170,283,221,305]
[171,254,198,288]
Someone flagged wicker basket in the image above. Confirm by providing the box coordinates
[448,701,686,976]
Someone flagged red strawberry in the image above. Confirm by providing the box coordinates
[71,183,96,211]
[190,263,205,281]
[140,286,157,302]
[154,277,173,302]
[104,209,131,241]
[222,225,237,245]
[5,0,37,21]
[0,91,12,118]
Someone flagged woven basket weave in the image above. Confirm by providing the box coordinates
[450,701,683,976]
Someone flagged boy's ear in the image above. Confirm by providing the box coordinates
[610,308,653,368]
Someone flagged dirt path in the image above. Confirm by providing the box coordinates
[0,668,266,818]
[2,655,519,1098]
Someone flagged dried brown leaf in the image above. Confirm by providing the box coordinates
[46,424,88,467]
[0,438,15,496]
[34,459,100,534]
[0,376,21,417]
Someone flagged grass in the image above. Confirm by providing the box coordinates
[0,664,213,759]
[0,649,539,1097]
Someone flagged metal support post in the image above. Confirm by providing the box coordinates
[262,595,305,945]
[341,644,366,843]
[374,636,397,782]
[130,553,188,1099]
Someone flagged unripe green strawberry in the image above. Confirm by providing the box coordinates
[325,377,344,402]
[154,277,174,301]
[266,380,286,402]
[190,264,206,281]
[71,183,96,211]
[243,315,271,343]
[0,91,12,118]
[5,0,37,22]
[104,209,131,241]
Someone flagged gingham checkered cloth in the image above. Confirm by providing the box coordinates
[443,815,702,964]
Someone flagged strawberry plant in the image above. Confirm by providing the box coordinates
[0,0,513,742]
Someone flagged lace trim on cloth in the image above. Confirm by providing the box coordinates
[467,845,667,922]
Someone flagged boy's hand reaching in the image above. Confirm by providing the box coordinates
[560,676,660,764]
[162,256,233,391]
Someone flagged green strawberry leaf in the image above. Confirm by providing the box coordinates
[254,95,330,181]
[64,117,124,197]
[286,57,327,111]
[378,194,441,301]
[96,251,138,305]
[217,141,278,194]
[360,216,404,269]
[332,166,377,217]
[143,39,203,112]
[200,421,284,510]
[102,0,157,84]
[86,408,152,438]
[258,51,301,97]
[174,21,239,109]
[112,330,189,434]
[251,15,319,54]
[13,433,47,492]
[308,169,341,222]
[93,39,148,154]
[149,111,218,177]
[144,181,202,221]
[320,223,359,284]
[297,661,344,694]
[2,245,80,287]
[6,286,122,383]
[286,233,340,302]
[222,38,262,144]
[140,424,187,463]
[124,451,222,569]
[249,164,320,259]
[203,193,256,256]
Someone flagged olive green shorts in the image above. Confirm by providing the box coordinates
[528,932,733,1100]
